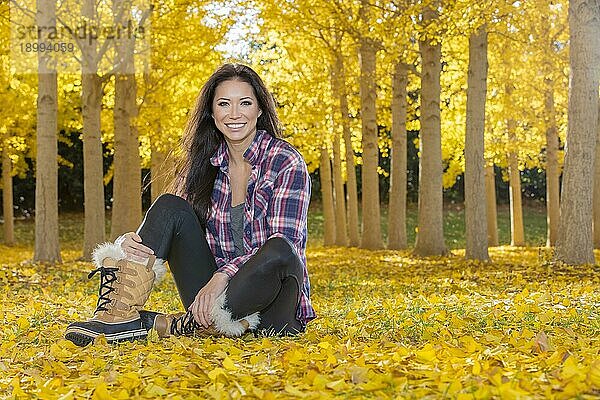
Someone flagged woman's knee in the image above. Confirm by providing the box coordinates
[262,237,296,263]
[254,237,303,277]
[148,193,192,214]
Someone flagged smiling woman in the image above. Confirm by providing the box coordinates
[65,63,316,346]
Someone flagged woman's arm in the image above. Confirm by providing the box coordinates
[215,157,311,278]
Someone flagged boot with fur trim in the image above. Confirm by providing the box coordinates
[64,242,166,347]
[139,291,260,338]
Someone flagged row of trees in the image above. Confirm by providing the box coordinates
[247,0,600,264]
[1,0,599,265]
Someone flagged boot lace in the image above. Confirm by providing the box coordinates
[171,311,202,336]
[88,266,119,312]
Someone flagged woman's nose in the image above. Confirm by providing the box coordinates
[230,103,241,118]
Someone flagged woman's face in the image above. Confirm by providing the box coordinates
[212,79,262,146]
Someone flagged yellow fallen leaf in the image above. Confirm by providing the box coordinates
[252,386,264,399]
[43,377,63,390]
[459,335,480,353]
[487,367,504,387]
[113,388,130,399]
[49,343,72,361]
[223,356,237,371]
[92,382,111,400]
[17,316,30,330]
[392,346,410,361]
[326,352,337,364]
[326,379,346,392]
[474,385,491,399]
[588,360,600,388]
[285,348,304,363]
[497,382,531,398]
[312,373,328,390]
[120,371,141,390]
[562,380,586,398]
[249,354,266,364]
[262,391,277,400]
[94,335,108,346]
[355,356,366,367]
[145,383,168,396]
[146,328,159,342]
[472,360,482,375]
[284,384,307,397]
[208,367,227,381]
[561,356,580,380]
[318,341,331,350]
[416,344,437,363]
[446,380,462,395]
[57,389,75,400]
[11,376,26,397]
[358,380,388,392]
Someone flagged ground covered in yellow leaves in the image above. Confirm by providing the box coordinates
[1,244,599,399]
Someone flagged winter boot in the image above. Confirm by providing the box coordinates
[139,291,260,338]
[64,242,166,347]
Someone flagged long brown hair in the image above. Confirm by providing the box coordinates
[170,63,282,228]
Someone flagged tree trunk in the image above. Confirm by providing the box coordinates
[556,0,600,264]
[332,131,348,246]
[464,25,489,260]
[507,128,525,246]
[505,80,525,247]
[594,100,600,248]
[81,74,105,259]
[335,53,360,247]
[358,38,383,249]
[110,0,142,240]
[388,61,408,249]
[151,143,168,202]
[330,68,348,246]
[544,78,560,247]
[110,74,141,239]
[34,0,61,262]
[81,0,106,259]
[414,6,447,256]
[485,164,499,246]
[2,140,14,246]
[320,145,336,246]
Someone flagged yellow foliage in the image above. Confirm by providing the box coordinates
[1,245,599,398]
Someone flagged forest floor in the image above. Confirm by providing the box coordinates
[1,212,599,399]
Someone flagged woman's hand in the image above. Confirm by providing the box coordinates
[115,232,154,263]
[189,272,229,327]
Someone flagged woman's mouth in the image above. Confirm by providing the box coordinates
[225,123,246,129]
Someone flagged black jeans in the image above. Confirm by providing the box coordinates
[135,193,305,335]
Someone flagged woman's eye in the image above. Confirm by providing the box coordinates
[217,101,229,107]
[241,101,252,106]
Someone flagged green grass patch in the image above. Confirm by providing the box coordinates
[1,202,547,250]
[308,201,548,249]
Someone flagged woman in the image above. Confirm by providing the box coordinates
[65,64,316,346]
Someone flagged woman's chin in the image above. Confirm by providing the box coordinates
[223,129,257,145]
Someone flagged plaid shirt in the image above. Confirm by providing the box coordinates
[206,130,316,326]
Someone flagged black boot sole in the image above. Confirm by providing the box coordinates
[65,332,94,347]
[64,320,148,347]
[65,331,148,347]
